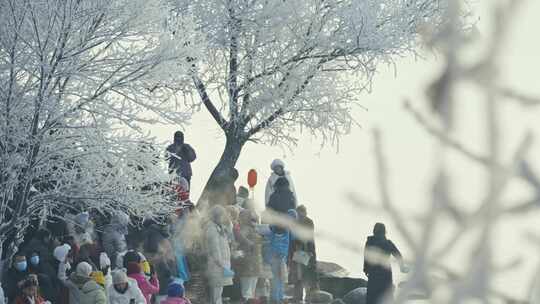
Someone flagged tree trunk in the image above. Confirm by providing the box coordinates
[197,135,245,208]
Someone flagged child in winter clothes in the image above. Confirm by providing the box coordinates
[159,282,191,304]
[127,262,159,304]
[263,209,298,304]
[14,275,47,304]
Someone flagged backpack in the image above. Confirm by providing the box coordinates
[181,145,196,163]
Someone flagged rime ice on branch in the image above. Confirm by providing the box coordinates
[0,0,198,258]
[166,0,448,190]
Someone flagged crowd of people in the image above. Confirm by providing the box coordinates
[0,131,318,304]
[1,130,406,304]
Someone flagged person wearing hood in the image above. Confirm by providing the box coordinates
[127,262,159,304]
[205,205,234,304]
[260,209,297,304]
[102,211,130,268]
[160,281,191,304]
[108,270,146,304]
[234,186,252,212]
[3,252,31,303]
[363,223,406,304]
[58,261,107,304]
[98,253,113,289]
[88,253,113,291]
[267,177,297,215]
[290,205,318,303]
[166,131,197,186]
[52,243,72,304]
[236,210,263,304]
[264,159,297,206]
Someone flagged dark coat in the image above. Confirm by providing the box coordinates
[289,216,317,284]
[363,236,402,304]
[167,143,196,179]
[235,223,263,277]
[267,189,296,214]
[3,268,28,303]
[28,263,58,302]
[23,238,53,264]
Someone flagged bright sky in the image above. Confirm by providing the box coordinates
[148,0,540,299]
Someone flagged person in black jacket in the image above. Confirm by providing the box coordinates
[166,131,197,186]
[3,252,31,303]
[363,223,406,304]
[267,177,297,215]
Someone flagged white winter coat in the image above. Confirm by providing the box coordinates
[108,279,146,304]
[205,222,233,288]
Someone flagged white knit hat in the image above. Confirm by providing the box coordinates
[112,270,129,284]
[76,262,92,278]
[271,159,285,171]
[53,244,71,262]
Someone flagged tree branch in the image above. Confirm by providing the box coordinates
[227,1,240,120]
[193,76,228,131]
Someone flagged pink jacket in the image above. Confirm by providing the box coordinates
[128,273,160,304]
[160,297,192,304]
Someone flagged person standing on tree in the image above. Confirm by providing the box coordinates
[363,223,408,304]
[166,131,197,186]
[264,159,297,206]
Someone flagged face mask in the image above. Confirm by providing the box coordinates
[15,261,27,272]
[30,256,40,266]
[114,284,128,294]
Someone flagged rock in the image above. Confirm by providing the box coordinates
[307,290,334,303]
[317,261,349,278]
[319,277,367,299]
[343,287,367,304]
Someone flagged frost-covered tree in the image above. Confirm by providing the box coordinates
[0,0,196,257]
[168,0,448,193]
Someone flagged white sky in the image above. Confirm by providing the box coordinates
[148,0,540,299]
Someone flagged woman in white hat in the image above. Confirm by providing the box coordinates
[264,159,298,206]
[108,270,146,304]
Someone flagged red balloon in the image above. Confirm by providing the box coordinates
[248,169,258,188]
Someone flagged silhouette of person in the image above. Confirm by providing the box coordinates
[363,223,406,304]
